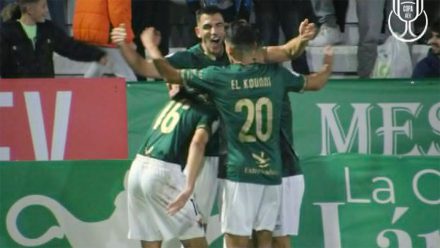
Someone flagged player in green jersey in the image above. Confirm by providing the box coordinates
[141,20,333,248]
[126,87,217,248]
[112,6,316,241]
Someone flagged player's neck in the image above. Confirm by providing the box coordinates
[230,51,257,65]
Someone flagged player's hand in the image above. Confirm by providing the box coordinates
[111,23,128,45]
[140,27,161,50]
[321,46,334,73]
[299,19,317,42]
[167,189,192,216]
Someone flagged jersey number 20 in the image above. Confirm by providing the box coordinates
[235,97,273,142]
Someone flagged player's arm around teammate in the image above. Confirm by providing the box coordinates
[167,127,209,216]
[110,17,317,78]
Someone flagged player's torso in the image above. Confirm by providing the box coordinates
[139,99,209,167]
[209,63,290,185]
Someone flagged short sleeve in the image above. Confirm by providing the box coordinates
[180,68,215,94]
[281,67,306,93]
[166,51,190,68]
[195,108,218,136]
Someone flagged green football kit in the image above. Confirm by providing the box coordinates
[181,63,305,185]
[166,44,229,157]
[138,97,216,168]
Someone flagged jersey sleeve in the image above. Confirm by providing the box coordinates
[280,66,307,93]
[194,107,218,137]
[180,68,216,94]
[166,50,191,68]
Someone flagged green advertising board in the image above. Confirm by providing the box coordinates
[290,79,440,158]
[126,79,440,159]
[1,79,439,247]
[1,155,438,247]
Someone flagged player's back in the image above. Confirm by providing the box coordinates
[182,63,305,185]
[137,95,215,168]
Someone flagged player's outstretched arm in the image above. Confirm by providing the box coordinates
[305,46,334,91]
[167,128,209,215]
[261,19,316,63]
[142,27,183,84]
[111,24,161,78]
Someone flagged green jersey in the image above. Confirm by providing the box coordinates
[138,98,217,169]
[167,44,229,69]
[281,94,302,176]
[166,44,229,157]
[181,63,305,185]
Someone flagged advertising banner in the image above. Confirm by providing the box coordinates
[0,155,438,247]
[0,78,128,160]
[290,79,440,158]
[126,79,440,159]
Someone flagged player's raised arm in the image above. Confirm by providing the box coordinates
[304,46,334,91]
[260,19,317,63]
[111,24,161,78]
[142,27,183,85]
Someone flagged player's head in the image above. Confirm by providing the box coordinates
[224,19,258,63]
[195,6,226,59]
[167,83,209,105]
[428,18,440,55]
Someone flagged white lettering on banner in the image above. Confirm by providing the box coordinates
[319,103,440,156]
[314,202,345,248]
[428,103,440,135]
[345,167,396,204]
[317,202,440,248]
[344,167,371,203]
[0,92,13,161]
[343,167,440,205]
[376,207,412,247]
[376,103,421,155]
[24,92,72,160]
[372,177,396,204]
[319,103,372,155]
[412,169,440,205]
[417,231,440,248]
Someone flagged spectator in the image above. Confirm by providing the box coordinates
[73,0,137,81]
[308,0,344,46]
[47,0,67,33]
[0,0,106,78]
[195,0,252,22]
[412,18,440,78]
[253,0,315,74]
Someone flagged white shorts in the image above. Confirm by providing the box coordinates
[185,156,219,223]
[127,155,204,242]
[273,175,305,237]
[221,180,281,236]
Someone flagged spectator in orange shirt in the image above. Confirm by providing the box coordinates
[73,0,137,81]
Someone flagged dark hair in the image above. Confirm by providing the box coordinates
[195,6,223,23]
[225,19,257,49]
[431,18,440,34]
